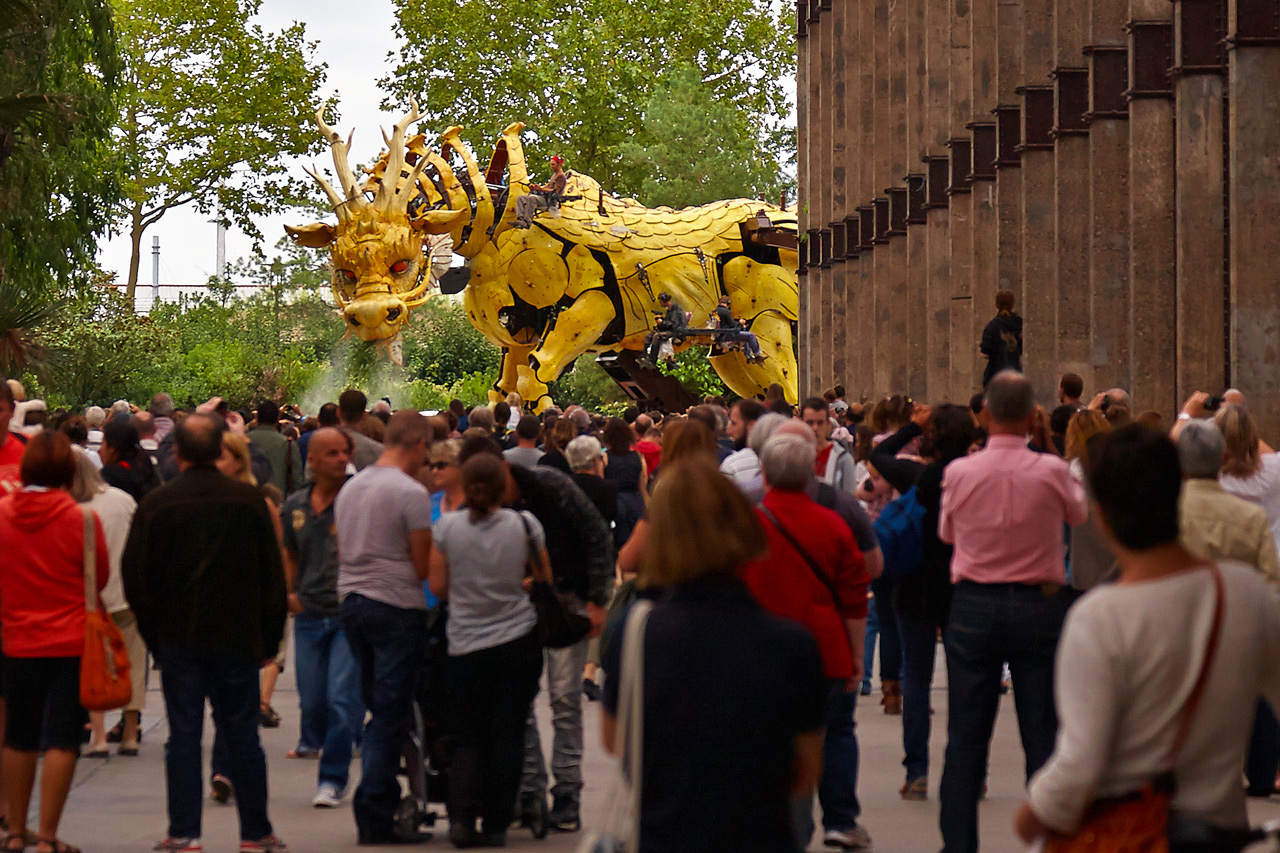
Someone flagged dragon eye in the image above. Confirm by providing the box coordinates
[339,269,356,281]
[390,260,409,275]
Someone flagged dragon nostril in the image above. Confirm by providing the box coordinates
[348,315,360,327]
[386,306,402,322]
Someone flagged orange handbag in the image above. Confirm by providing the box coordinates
[1045,565,1225,853]
[79,507,133,712]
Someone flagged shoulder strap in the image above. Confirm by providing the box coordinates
[516,511,549,582]
[616,599,654,849]
[1168,564,1226,768]
[81,506,99,614]
[759,504,841,607]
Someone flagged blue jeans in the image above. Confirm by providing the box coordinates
[793,680,861,847]
[155,646,272,842]
[899,614,940,782]
[862,599,879,693]
[939,582,1068,853]
[340,594,428,837]
[522,635,589,802]
[870,577,903,681]
[295,612,364,789]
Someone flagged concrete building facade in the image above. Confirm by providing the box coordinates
[796,0,1280,435]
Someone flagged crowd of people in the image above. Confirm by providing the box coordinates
[1,357,1280,853]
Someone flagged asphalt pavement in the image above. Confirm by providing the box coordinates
[47,647,1280,852]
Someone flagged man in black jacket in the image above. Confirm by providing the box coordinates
[123,413,288,853]
[458,434,613,832]
[646,292,687,364]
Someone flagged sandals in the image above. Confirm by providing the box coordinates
[3,834,27,852]
[35,839,80,853]
[258,704,281,729]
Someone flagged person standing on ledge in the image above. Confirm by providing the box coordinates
[980,290,1023,388]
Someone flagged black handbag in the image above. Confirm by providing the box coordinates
[518,512,591,649]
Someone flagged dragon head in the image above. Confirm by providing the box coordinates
[286,99,466,342]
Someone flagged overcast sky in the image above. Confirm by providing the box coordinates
[96,0,405,289]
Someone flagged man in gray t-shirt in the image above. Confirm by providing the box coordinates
[336,465,433,608]
[335,411,434,844]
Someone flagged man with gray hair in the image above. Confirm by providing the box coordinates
[149,392,176,442]
[84,405,106,460]
[743,431,872,851]
[1175,417,1280,796]
[1177,418,1280,586]
[936,369,1088,853]
[722,411,787,503]
[565,435,617,526]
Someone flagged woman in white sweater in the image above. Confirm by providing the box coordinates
[1015,425,1280,848]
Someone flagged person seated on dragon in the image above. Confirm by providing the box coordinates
[713,295,765,364]
[514,154,568,229]
[645,292,688,365]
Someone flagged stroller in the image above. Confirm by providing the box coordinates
[394,605,550,841]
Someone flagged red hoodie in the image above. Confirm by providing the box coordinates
[0,488,108,658]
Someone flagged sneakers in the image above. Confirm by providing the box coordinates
[210,774,234,804]
[547,795,580,832]
[239,835,288,852]
[154,839,202,853]
[900,776,928,801]
[312,783,342,808]
[823,825,873,850]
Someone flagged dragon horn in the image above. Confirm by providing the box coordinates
[302,163,344,213]
[315,102,362,202]
[374,96,424,211]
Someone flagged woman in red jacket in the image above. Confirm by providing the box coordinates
[0,431,108,853]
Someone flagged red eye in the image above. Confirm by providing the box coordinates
[339,269,356,281]
[391,260,409,275]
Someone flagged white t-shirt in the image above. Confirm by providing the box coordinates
[432,508,541,655]
[1028,560,1280,833]
[86,486,137,613]
[1220,453,1280,557]
[335,464,434,610]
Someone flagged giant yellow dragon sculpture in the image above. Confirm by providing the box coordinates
[286,101,799,410]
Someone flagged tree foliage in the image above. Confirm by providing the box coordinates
[383,0,793,197]
[0,0,120,297]
[618,65,786,209]
[113,0,329,296]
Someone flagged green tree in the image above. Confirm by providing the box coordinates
[113,0,328,298]
[383,0,793,196]
[0,0,120,297]
[618,65,785,209]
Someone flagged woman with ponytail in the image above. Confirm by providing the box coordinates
[428,453,547,848]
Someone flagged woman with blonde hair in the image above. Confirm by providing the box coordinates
[504,392,524,431]
[1063,409,1116,592]
[537,419,579,474]
[1215,404,1280,563]
[71,449,143,758]
[600,456,826,852]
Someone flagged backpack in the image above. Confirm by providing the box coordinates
[872,486,926,579]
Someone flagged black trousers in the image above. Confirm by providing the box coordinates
[446,629,543,833]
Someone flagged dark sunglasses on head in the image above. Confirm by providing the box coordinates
[427,461,454,471]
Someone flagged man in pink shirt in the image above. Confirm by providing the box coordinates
[936,370,1088,853]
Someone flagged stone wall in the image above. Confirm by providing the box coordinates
[796,0,1280,436]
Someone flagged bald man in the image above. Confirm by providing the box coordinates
[281,428,363,807]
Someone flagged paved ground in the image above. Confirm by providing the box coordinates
[46,650,1280,852]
